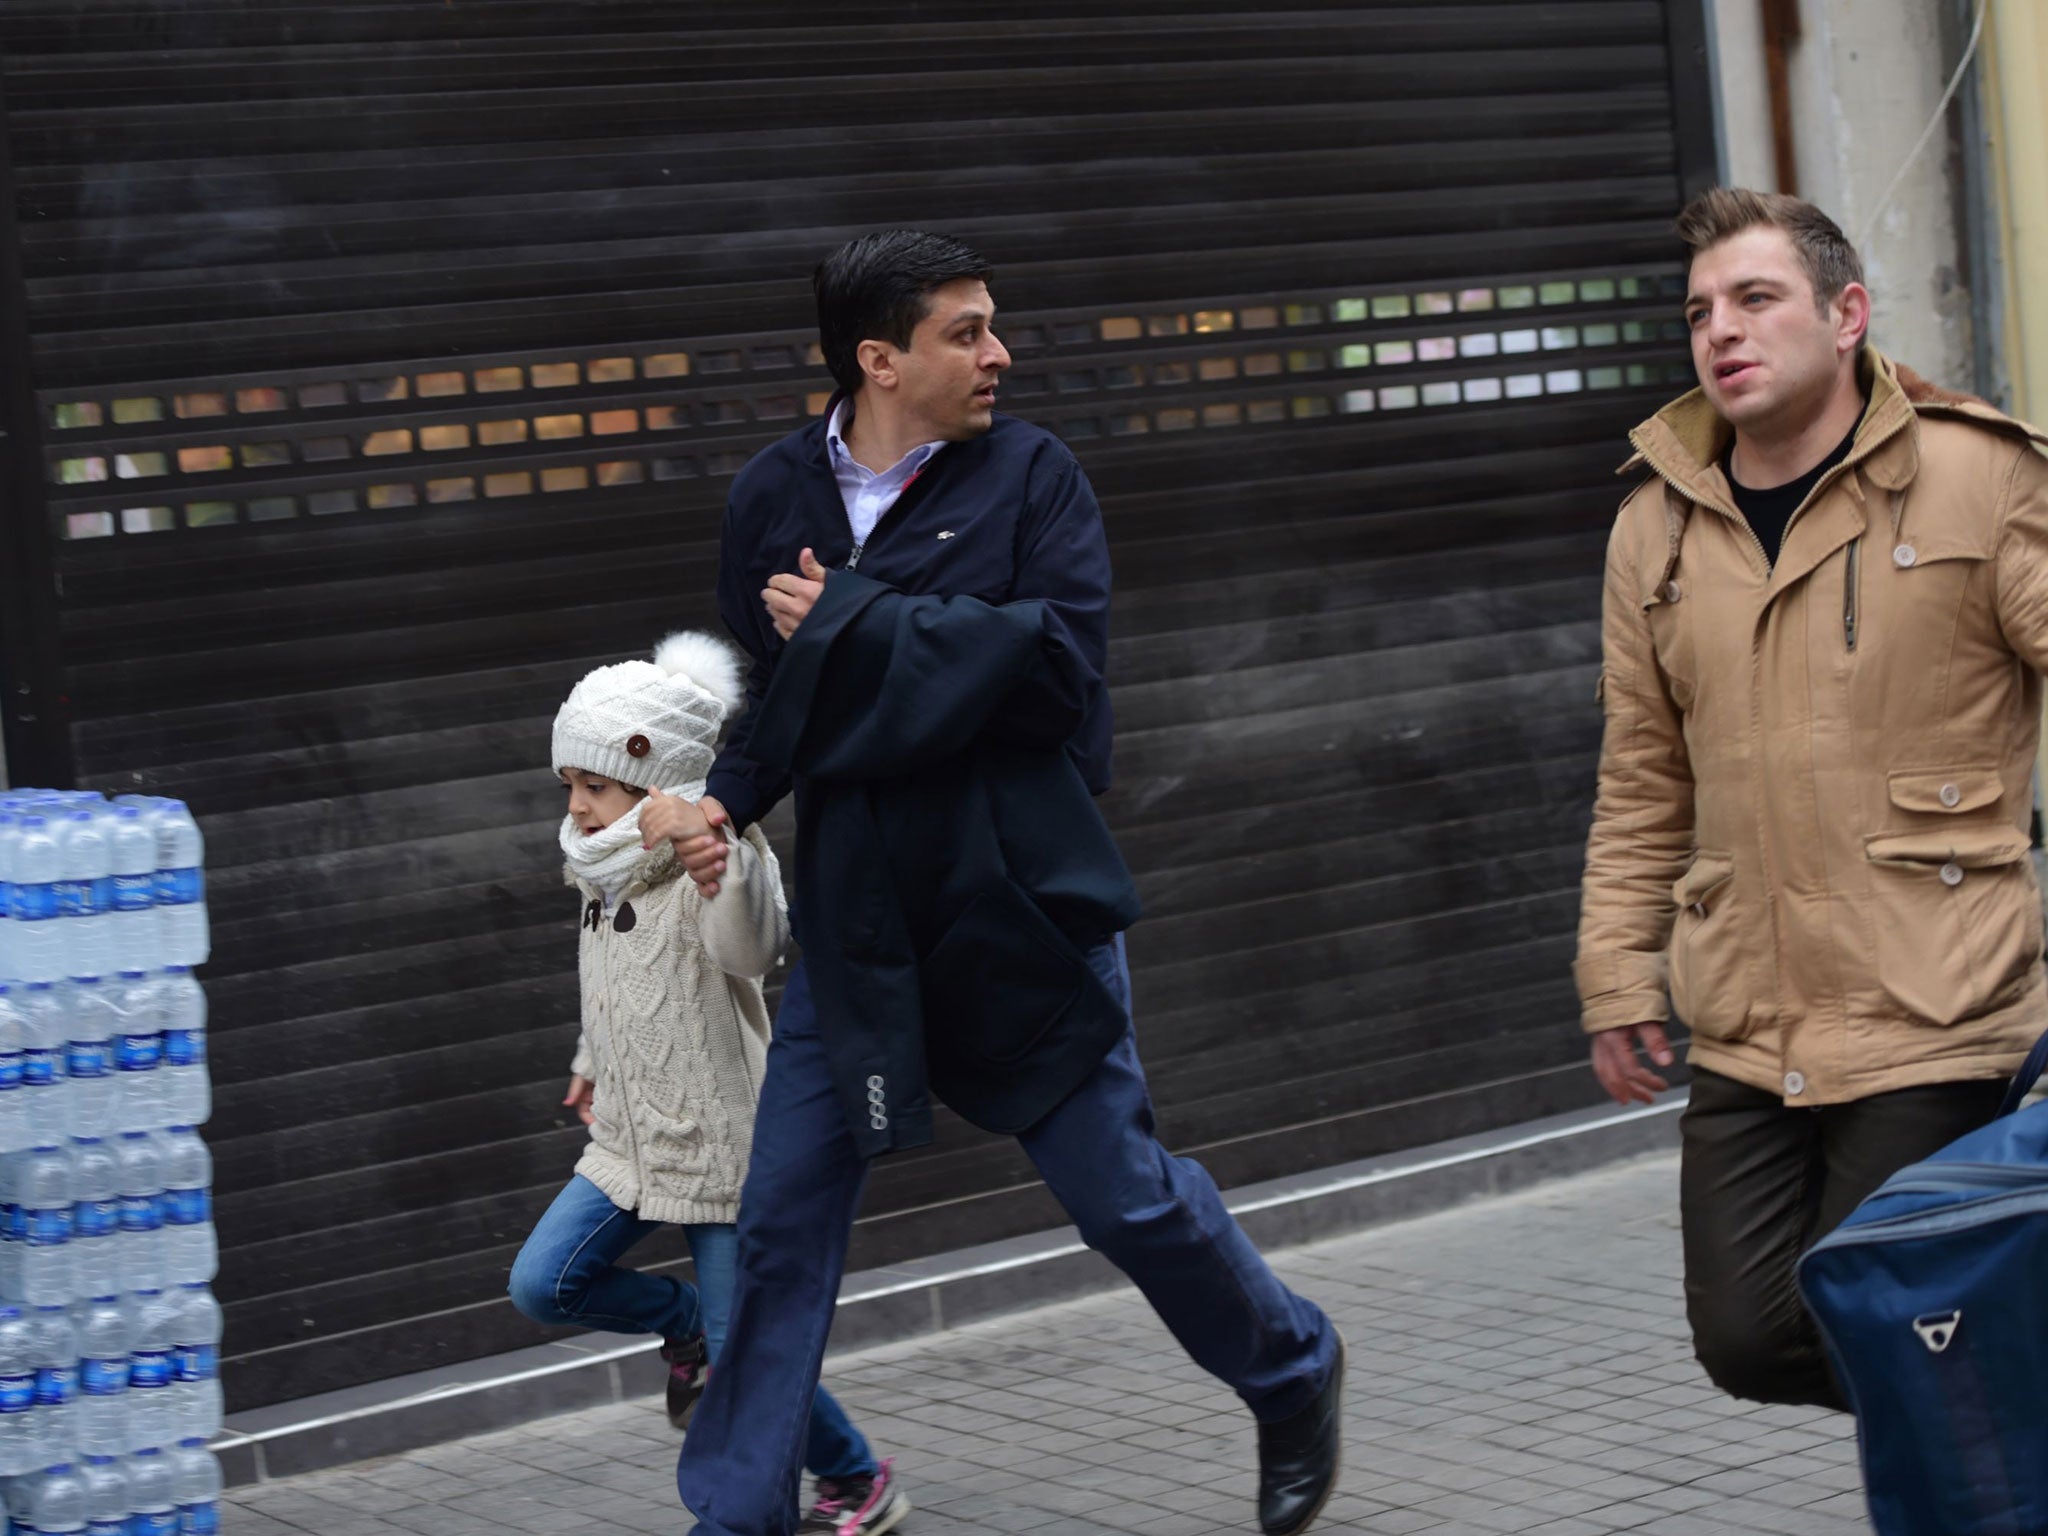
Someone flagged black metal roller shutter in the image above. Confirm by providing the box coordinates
[0,1,1715,1407]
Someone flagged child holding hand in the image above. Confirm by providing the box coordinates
[508,632,908,1536]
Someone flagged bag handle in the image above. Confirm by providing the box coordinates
[1997,1026,2048,1118]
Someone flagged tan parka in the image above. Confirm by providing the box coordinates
[1576,347,2048,1103]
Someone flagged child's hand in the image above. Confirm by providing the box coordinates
[563,1074,595,1126]
[642,785,711,850]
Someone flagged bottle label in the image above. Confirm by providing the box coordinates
[55,877,107,917]
[1,1202,21,1241]
[179,1504,221,1536]
[9,883,57,922]
[0,1051,21,1091]
[174,1343,219,1383]
[134,1512,181,1536]
[21,1047,59,1086]
[25,1205,73,1246]
[155,868,205,907]
[34,1363,77,1406]
[0,1371,33,1413]
[111,872,155,912]
[79,1355,129,1395]
[74,1196,120,1239]
[90,1520,132,1536]
[163,1187,211,1227]
[120,1193,164,1233]
[130,1348,174,1390]
[117,1032,163,1071]
[67,1038,113,1078]
[163,1029,207,1067]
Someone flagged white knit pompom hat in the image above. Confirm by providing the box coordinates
[551,632,746,791]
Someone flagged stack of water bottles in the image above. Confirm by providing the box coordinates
[0,790,219,1536]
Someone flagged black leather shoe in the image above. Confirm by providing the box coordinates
[1257,1333,1344,1536]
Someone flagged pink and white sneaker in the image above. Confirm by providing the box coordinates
[798,1457,911,1536]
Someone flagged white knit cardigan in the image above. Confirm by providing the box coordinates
[567,824,787,1225]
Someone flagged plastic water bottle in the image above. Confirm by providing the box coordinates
[168,1440,219,1535]
[75,1454,128,1536]
[16,1147,72,1308]
[167,1287,219,1445]
[21,1461,86,1534]
[0,988,28,1156]
[9,819,63,986]
[103,813,156,979]
[109,975,162,1136]
[0,1305,36,1475]
[155,974,206,1131]
[0,810,19,983]
[112,1135,162,1294]
[122,1291,176,1456]
[16,986,66,1149]
[54,815,112,985]
[59,984,116,1142]
[70,1295,127,1460]
[123,1447,176,1536]
[149,808,205,971]
[66,1140,118,1302]
[26,1306,74,1470]
[156,1133,212,1288]
[0,1152,19,1300]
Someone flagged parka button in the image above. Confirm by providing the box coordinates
[1939,783,1962,808]
[1784,1072,1806,1096]
[1662,580,1682,604]
[1894,544,1918,568]
[1940,862,1965,887]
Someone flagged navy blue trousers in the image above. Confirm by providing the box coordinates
[677,935,1338,1536]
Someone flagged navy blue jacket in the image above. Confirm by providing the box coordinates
[705,408,1140,1154]
[706,410,1116,832]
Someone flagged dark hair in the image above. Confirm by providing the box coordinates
[813,231,994,395]
[1675,187,1865,308]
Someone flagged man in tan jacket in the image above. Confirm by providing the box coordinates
[1577,187,2048,1407]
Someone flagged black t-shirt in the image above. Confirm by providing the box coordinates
[1725,423,1859,566]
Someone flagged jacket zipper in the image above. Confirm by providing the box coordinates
[1843,537,1861,651]
[846,542,863,570]
[1633,452,1770,572]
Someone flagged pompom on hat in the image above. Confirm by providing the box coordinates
[552,631,746,792]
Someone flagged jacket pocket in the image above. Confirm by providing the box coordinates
[920,881,1087,1066]
[1863,821,2042,1025]
[1668,852,1753,1041]
[1884,767,2004,817]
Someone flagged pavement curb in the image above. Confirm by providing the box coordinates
[215,1090,1683,1485]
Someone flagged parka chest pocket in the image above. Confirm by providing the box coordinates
[1856,533,1994,662]
[1667,852,1752,1040]
[1863,769,2042,1025]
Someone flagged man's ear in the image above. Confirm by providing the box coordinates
[1834,282,1872,357]
[856,338,898,392]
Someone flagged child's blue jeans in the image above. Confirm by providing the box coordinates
[509,1173,874,1481]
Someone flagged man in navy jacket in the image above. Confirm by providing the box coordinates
[670,232,1343,1536]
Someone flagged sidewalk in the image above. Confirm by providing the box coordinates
[223,1152,1871,1536]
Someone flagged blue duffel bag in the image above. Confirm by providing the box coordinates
[1799,1030,2048,1536]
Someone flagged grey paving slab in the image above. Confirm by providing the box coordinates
[224,1153,1872,1535]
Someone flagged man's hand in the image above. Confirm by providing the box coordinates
[1590,1022,1676,1105]
[641,785,710,850]
[675,793,731,898]
[563,1073,595,1126]
[763,547,829,640]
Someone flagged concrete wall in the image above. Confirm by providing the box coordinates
[1706,0,1975,388]
[1984,0,2048,419]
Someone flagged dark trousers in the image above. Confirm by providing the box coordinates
[1679,1065,2006,1408]
[675,935,1339,1536]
